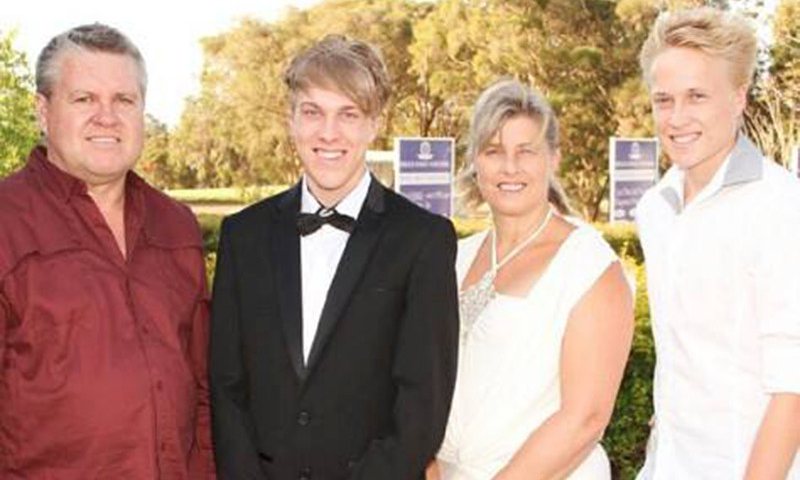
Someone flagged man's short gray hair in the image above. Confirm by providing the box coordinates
[36,23,147,98]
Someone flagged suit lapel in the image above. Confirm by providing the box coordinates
[306,178,387,370]
[271,182,306,380]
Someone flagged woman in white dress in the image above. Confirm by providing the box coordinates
[429,80,634,480]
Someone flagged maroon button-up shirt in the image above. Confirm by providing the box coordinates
[0,147,214,479]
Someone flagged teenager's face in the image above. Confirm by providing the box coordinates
[649,47,746,180]
[289,86,378,206]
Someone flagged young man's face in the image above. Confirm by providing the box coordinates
[648,46,746,181]
[36,50,145,187]
[289,86,379,206]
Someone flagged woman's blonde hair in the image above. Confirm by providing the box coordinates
[639,7,757,90]
[460,79,572,215]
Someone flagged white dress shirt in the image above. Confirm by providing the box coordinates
[636,135,800,479]
[300,171,371,363]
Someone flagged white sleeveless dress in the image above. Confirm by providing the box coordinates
[438,221,617,480]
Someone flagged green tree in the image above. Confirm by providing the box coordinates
[0,29,38,178]
[408,0,659,220]
[745,0,800,166]
[171,0,427,188]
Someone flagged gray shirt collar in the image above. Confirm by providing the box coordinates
[658,134,763,213]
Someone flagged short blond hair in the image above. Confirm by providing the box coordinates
[283,34,391,118]
[639,7,757,90]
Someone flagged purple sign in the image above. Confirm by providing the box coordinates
[613,139,658,170]
[395,137,454,217]
[397,139,453,174]
[398,184,452,215]
[612,180,653,221]
[610,137,659,222]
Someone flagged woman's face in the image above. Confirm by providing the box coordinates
[474,115,559,219]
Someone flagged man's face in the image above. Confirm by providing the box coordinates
[649,47,746,180]
[289,86,378,206]
[36,50,145,187]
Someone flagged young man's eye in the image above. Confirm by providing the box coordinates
[341,111,360,120]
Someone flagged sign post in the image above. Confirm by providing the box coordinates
[609,137,660,222]
[395,137,454,217]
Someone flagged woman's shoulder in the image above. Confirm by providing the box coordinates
[557,216,618,267]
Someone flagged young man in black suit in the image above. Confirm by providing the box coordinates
[209,35,460,480]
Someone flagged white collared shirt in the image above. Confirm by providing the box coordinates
[300,171,371,363]
[636,136,800,479]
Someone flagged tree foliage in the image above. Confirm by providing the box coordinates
[167,0,796,220]
[0,29,38,178]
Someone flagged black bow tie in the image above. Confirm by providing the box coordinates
[297,207,356,236]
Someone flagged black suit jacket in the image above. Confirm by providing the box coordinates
[210,178,459,480]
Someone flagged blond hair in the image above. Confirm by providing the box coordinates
[639,7,757,90]
[283,34,391,118]
[460,79,572,215]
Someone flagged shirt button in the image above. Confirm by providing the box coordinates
[160,442,167,452]
[297,410,311,426]
[141,326,149,335]
[299,467,312,480]
[155,380,163,391]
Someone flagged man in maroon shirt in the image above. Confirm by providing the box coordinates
[0,24,214,478]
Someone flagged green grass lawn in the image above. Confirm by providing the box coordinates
[166,185,289,205]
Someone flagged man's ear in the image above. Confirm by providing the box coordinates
[368,115,382,143]
[733,84,748,117]
[35,93,49,136]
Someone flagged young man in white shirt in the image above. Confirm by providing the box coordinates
[635,7,800,479]
[209,35,459,479]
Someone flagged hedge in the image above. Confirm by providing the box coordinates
[198,214,653,480]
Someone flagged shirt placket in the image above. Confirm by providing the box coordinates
[125,272,183,480]
[69,196,172,477]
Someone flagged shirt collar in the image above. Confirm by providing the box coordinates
[658,134,763,213]
[28,145,152,244]
[301,168,371,219]
[28,145,87,201]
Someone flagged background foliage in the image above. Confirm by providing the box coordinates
[2,1,797,220]
[0,30,38,178]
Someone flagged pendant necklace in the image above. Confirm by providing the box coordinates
[459,205,554,340]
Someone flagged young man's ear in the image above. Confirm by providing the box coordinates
[733,84,748,117]
[367,115,382,143]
